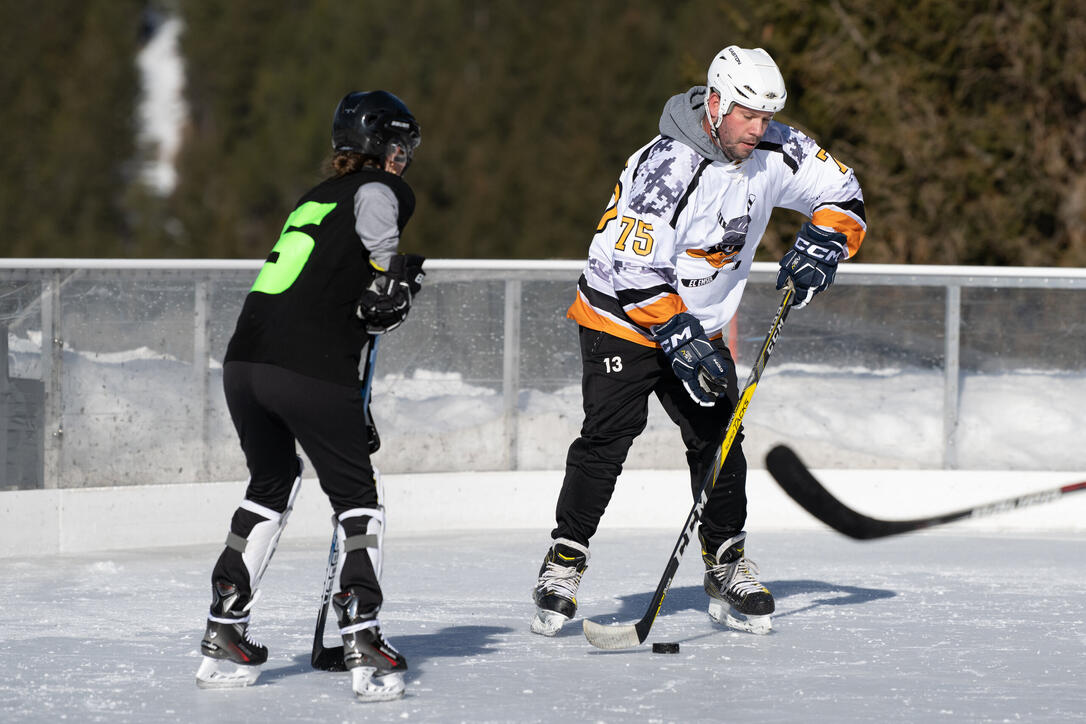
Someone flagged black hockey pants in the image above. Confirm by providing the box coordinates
[211,361,382,611]
[552,327,748,551]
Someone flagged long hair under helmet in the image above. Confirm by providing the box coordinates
[331,90,421,169]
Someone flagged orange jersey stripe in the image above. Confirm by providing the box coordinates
[566,294,658,348]
[625,294,687,329]
[811,208,866,258]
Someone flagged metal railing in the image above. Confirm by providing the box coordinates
[1,259,1084,489]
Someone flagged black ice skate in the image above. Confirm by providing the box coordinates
[701,531,774,635]
[530,538,590,636]
[332,588,408,702]
[195,580,268,689]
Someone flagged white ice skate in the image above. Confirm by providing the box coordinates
[530,539,590,637]
[196,584,269,688]
[530,608,571,637]
[702,531,774,635]
[707,597,773,635]
[195,656,262,689]
[350,666,406,702]
[332,587,409,703]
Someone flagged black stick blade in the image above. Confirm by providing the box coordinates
[765,445,940,539]
[311,645,346,671]
[767,445,1086,540]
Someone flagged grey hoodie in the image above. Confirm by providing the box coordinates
[658,86,732,165]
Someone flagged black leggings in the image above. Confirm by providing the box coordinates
[553,327,747,550]
[212,361,381,608]
[223,361,378,514]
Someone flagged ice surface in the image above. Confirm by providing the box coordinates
[1,529,1083,723]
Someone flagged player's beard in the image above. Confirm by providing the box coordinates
[718,132,760,162]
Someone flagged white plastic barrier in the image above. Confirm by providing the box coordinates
[2,467,1084,558]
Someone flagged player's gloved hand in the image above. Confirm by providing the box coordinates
[357,253,426,334]
[651,312,729,407]
[776,221,847,309]
[396,253,426,296]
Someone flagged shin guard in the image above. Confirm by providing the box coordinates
[219,460,304,610]
[334,506,385,600]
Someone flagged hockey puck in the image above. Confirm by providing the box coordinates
[652,642,680,654]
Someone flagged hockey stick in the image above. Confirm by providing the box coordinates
[766,444,1086,540]
[363,335,381,454]
[583,284,796,650]
[310,335,381,671]
[310,528,346,670]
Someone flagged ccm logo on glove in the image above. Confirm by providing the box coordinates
[651,312,730,407]
[776,221,847,309]
[660,327,693,353]
[791,236,843,262]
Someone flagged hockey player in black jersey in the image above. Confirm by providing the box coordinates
[196,90,423,702]
[532,46,866,637]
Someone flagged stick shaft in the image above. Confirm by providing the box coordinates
[311,335,381,669]
[310,528,344,669]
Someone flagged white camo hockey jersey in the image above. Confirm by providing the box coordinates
[568,119,866,347]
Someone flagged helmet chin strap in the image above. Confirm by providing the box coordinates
[704,94,731,156]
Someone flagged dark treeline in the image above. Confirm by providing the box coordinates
[3,0,1084,265]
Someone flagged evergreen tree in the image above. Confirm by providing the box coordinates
[0,0,143,257]
[2,0,1083,265]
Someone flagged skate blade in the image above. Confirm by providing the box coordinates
[350,667,405,702]
[195,656,261,689]
[530,608,569,637]
[708,599,772,635]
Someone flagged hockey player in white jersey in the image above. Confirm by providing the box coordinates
[532,45,866,637]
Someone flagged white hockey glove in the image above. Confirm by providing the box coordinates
[651,312,729,407]
[776,222,847,308]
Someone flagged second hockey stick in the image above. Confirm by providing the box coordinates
[583,284,796,650]
[766,444,1086,539]
[310,335,381,671]
[310,529,346,671]
[362,335,381,454]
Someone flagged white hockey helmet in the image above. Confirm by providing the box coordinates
[705,45,787,127]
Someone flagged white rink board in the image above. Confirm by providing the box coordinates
[2,468,1084,557]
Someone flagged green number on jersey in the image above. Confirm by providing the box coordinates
[250,201,337,294]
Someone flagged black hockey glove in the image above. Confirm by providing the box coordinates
[651,312,729,407]
[356,253,426,334]
[776,221,847,309]
[395,253,426,296]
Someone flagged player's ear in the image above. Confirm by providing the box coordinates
[707,91,722,120]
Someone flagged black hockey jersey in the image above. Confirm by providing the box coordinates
[225,169,415,386]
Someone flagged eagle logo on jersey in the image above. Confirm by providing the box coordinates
[686,214,750,268]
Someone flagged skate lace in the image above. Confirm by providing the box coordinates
[238,624,261,649]
[709,557,764,596]
[539,560,583,599]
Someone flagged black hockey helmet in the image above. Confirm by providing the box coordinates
[331,90,421,165]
